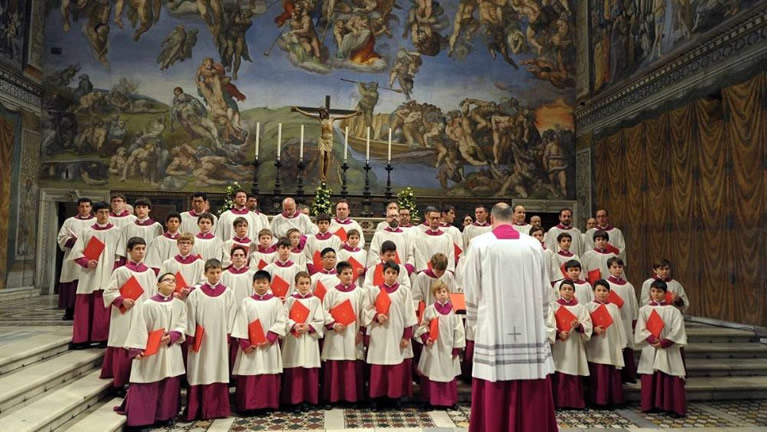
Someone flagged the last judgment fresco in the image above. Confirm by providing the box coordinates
[40,0,576,198]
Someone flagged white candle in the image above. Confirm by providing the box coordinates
[366,126,370,162]
[299,124,304,160]
[255,122,260,160]
[387,128,392,162]
[277,123,282,160]
[344,126,349,161]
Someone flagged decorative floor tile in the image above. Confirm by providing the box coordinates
[344,407,436,429]
[0,295,69,326]
[556,407,639,429]
[445,404,470,429]
[229,409,326,430]
[632,403,737,428]
[708,399,767,426]
[150,419,213,431]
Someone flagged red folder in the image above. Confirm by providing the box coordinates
[605,243,620,255]
[646,309,665,339]
[394,251,402,264]
[83,236,106,261]
[314,280,327,301]
[257,259,268,270]
[587,268,601,284]
[591,304,614,330]
[119,276,145,313]
[143,328,165,357]
[375,288,391,315]
[417,301,426,323]
[555,306,578,332]
[348,257,364,277]
[373,263,384,286]
[560,263,568,278]
[248,319,267,345]
[330,299,356,326]
[649,291,675,304]
[312,251,322,270]
[290,300,311,323]
[334,227,347,242]
[454,243,462,259]
[192,325,204,352]
[607,290,624,308]
[271,275,290,298]
[429,318,439,341]
[174,272,188,294]
[450,293,466,312]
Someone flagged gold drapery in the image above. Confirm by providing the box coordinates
[593,72,766,326]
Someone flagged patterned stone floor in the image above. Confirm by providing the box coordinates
[0,294,67,326]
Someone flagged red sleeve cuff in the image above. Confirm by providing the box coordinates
[420,333,430,344]
[646,335,658,345]
[75,257,90,268]
[64,238,76,248]
[403,326,413,340]
[168,331,182,345]
[128,348,143,359]
[451,348,460,356]
[326,321,336,330]
[405,264,415,275]
[660,338,675,348]
[266,331,278,344]
[112,296,124,307]
[238,338,251,350]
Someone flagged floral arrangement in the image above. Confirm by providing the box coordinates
[218,181,242,215]
[397,187,419,222]
[311,183,333,216]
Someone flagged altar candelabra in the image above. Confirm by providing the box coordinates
[385,162,393,200]
[272,158,283,212]
[296,158,306,204]
[340,160,349,198]
[361,161,373,217]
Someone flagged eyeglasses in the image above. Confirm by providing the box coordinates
[160,278,177,283]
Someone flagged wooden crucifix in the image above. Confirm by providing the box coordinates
[292,95,360,183]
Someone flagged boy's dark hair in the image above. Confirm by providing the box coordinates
[441,205,456,214]
[134,197,152,209]
[607,257,624,268]
[204,258,223,272]
[381,240,397,254]
[593,279,611,291]
[110,193,126,202]
[165,212,182,223]
[563,259,582,271]
[247,193,258,201]
[652,258,672,269]
[253,270,271,283]
[198,212,215,224]
[347,229,360,238]
[233,216,249,228]
[321,247,336,257]
[77,197,93,205]
[382,260,400,275]
[336,261,353,273]
[92,201,110,212]
[430,253,448,271]
[230,245,248,257]
[192,192,208,200]
[650,279,668,291]
[316,213,331,223]
[557,232,572,242]
[423,205,439,217]
[559,279,575,290]
[127,236,146,250]
[294,271,311,284]
[593,229,609,241]
[529,226,544,236]
[276,237,292,249]
[157,272,175,283]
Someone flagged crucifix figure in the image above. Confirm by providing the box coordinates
[292,95,360,183]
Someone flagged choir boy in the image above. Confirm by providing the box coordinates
[287,228,308,269]
[222,217,256,268]
[118,273,187,428]
[192,213,225,262]
[552,279,592,409]
[363,261,417,407]
[217,189,262,240]
[250,229,277,270]
[181,192,218,235]
[232,270,287,413]
[102,237,157,390]
[305,213,342,273]
[411,253,458,308]
[109,193,136,228]
[336,229,367,286]
[263,238,301,300]
[606,257,639,383]
[70,201,125,348]
[57,197,95,320]
[554,260,594,304]
[585,279,627,407]
[415,280,465,409]
[412,207,456,274]
[363,240,411,294]
[159,233,205,289]
[549,233,580,284]
[530,226,546,246]
[185,259,238,420]
[121,198,163,248]
[320,261,368,406]
[222,245,256,305]
[640,258,689,312]
[311,248,339,297]
[635,279,688,417]
[581,230,620,282]
[282,271,325,410]
[145,213,182,272]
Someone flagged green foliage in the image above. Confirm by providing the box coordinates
[397,187,419,222]
[311,183,333,216]
[219,181,243,215]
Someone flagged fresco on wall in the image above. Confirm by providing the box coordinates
[590,0,759,94]
[41,0,577,199]
[0,0,28,69]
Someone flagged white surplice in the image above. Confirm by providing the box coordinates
[585,301,627,367]
[607,277,639,349]
[70,225,125,294]
[180,211,218,236]
[185,284,238,386]
[57,215,96,284]
[415,302,466,382]
[145,233,180,270]
[231,295,287,375]
[551,301,592,376]
[282,293,325,368]
[544,225,584,256]
[270,212,317,239]
[103,263,158,348]
[640,278,690,312]
[635,303,687,378]
[363,284,417,365]
[321,284,368,361]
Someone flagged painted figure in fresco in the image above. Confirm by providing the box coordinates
[651,0,664,59]
[73,74,94,103]
[520,54,574,89]
[171,87,220,146]
[448,0,480,57]
[542,130,568,196]
[403,0,446,56]
[217,8,253,79]
[445,111,488,167]
[389,49,422,100]
[60,0,89,32]
[460,98,500,131]
[196,57,247,143]
[74,117,107,154]
[84,0,111,64]
[355,81,379,135]
[437,149,465,188]
[291,106,361,182]
[491,113,514,165]
[157,25,198,71]
[109,147,128,176]
[166,143,197,176]
[333,13,382,63]
[287,2,323,60]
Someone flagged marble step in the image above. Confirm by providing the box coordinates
[684,342,767,358]
[622,376,767,401]
[686,327,757,344]
[60,398,125,432]
[0,369,113,432]
[0,328,73,375]
[685,358,767,377]
[0,349,105,414]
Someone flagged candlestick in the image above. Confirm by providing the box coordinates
[362,160,372,217]
[344,126,349,161]
[252,151,261,196]
[296,158,306,204]
[255,122,260,160]
[277,123,282,160]
[299,124,304,160]
[385,162,393,199]
[366,127,370,162]
[387,128,392,162]
[273,157,283,212]
[341,160,349,198]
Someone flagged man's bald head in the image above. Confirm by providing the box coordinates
[282,197,296,216]
[491,202,514,227]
